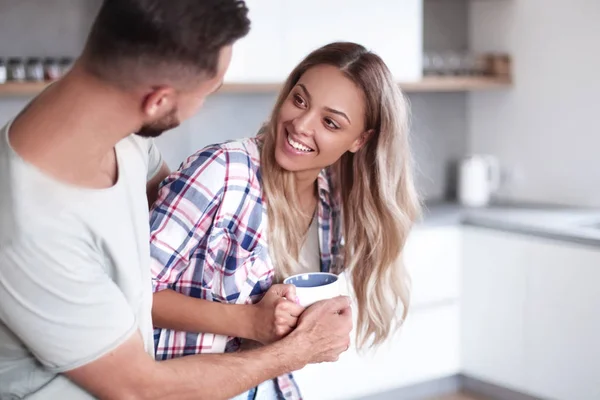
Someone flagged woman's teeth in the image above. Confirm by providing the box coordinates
[287,134,313,152]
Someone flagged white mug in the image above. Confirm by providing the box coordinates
[283,272,340,307]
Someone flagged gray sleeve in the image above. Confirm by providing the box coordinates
[146,138,164,181]
[0,237,137,373]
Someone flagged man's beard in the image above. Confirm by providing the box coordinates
[136,108,180,138]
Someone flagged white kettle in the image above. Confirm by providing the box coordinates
[458,155,501,207]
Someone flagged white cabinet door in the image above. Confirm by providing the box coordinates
[461,227,600,400]
[226,0,423,83]
[224,0,287,83]
[460,227,528,392]
[404,226,462,307]
[293,304,460,400]
[523,237,600,400]
[282,0,422,82]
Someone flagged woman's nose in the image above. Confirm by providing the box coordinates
[292,111,316,137]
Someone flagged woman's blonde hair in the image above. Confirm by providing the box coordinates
[259,42,421,348]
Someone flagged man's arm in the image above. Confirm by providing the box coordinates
[0,235,352,400]
[66,331,294,400]
[146,161,170,207]
[66,296,352,400]
[144,137,170,208]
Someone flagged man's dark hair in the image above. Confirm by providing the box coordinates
[83,0,250,86]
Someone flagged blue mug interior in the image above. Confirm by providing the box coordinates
[284,273,338,288]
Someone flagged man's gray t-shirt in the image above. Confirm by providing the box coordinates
[0,120,162,399]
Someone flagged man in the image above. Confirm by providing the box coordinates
[0,1,353,399]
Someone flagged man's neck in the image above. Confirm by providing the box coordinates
[8,63,143,187]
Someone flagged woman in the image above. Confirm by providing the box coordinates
[149,41,421,399]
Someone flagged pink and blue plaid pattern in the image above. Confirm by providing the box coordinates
[149,137,342,399]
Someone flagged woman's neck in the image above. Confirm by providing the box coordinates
[293,169,319,216]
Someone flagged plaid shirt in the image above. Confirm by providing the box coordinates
[149,137,342,399]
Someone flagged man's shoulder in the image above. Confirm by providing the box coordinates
[0,150,70,247]
[0,202,93,256]
[0,121,20,241]
[0,163,95,254]
[0,225,101,278]
[118,134,153,163]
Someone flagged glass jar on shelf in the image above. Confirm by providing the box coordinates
[458,52,477,76]
[59,57,74,76]
[443,51,462,75]
[0,59,6,84]
[479,54,495,76]
[7,58,26,82]
[26,58,44,82]
[43,58,61,81]
[422,52,433,76]
[430,52,445,75]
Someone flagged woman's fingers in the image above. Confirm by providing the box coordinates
[276,297,305,317]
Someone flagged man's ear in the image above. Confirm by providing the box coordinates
[141,87,176,118]
[349,129,374,153]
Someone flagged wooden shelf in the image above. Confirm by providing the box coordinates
[0,76,512,97]
[0,81,52,96]
[198,76,513,93]
[399,76,513,92]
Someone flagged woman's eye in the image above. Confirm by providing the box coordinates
[324,118,340,129]
[293,94,306,107]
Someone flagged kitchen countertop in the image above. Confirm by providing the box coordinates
[419,201,600,247]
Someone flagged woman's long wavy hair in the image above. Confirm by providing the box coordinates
[259,42,421,348]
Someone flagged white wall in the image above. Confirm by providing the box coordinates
[468,0,600,207]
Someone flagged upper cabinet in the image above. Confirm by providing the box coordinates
[225,0,424,84]
[224,0,287,83]
[0,0,513,96]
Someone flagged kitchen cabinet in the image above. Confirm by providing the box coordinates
[281,0,422,82]
[293,304,459,400]
[0,0,515,97]
[523,236,600,400]
[460,227,528,392]
[293,225,461,400]
[225,0,423,84]
[461,227,600,400]
[404,226,462,307]
[224,0,286,83]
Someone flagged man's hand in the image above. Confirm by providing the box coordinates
[251,284,305,344]
[284,296,353,365]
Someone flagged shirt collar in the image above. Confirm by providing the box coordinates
[316,167,334,205]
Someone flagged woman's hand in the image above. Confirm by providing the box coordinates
[251,284,305,345]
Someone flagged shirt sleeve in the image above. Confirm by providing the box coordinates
[146,138,164,181]
[149,146,228,293]
[0,236,137,373]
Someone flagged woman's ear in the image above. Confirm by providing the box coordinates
[349,129,375,153]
